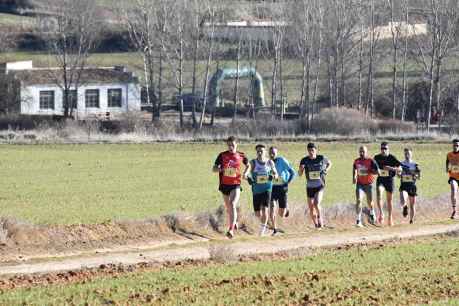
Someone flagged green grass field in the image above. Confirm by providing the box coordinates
[0,142,453,225]
[0,236,457,305]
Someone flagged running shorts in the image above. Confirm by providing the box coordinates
[400,183,417,197]
[219,184,240,196]
[307,186,324,199]
[253,191,271,212]
[271,185,288,209]
[376,177,394,193]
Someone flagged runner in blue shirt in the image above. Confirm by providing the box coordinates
[269,146,296,235]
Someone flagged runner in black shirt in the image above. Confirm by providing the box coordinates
[373,142,401,226]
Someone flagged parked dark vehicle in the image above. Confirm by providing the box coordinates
[175,92,203,112]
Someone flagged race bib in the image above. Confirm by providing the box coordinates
[451,165,459,174]
[257,175,269,184]
[401,175,414,183]
[357,168,368,176]
[379,170,390,177]
[223,167,237,177]
[309,171,321,180]
[274,176,284,184]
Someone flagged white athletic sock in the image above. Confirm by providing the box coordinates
[370,209,375,216]
[259,223,267,236]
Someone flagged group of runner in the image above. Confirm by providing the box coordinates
[213,136,459,238]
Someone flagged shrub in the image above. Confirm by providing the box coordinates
[299,107,416,136]
[307,107,375,135]
[375,118,415,134]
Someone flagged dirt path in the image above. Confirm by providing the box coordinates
[0,222,457,276]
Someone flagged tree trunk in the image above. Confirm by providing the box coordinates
[271,43,279,117]
[358,20,363,110]
[312,5,323,124]
[389,0,398,120]
[233,37,241,123]
[434,58,442,127]
[178,33,184,128]
[427,52,435,132]
[279,47,285,121]
[155,48,163,121]
[401,4,408,121]
[198,17,215,130]
[191,25,200,127]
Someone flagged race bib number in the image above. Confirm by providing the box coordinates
[309,171,321,180]
[257,175,269,184]
[223,167,237,177]
[451,165,459,174]
[401,175,414,183]
[379,170,390,177]
[357,168,368,176]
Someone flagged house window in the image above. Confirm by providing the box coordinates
[39,90,55,110]
[63,90,78,109]
[108,88,122,107]
[85,89,99,108]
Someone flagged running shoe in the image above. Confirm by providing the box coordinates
[226,230,234,239]
[369,214,376,225]
[402,205,409,218]
[234,222,239,231]
[377,214,384,224]
[355,220,364,228]
[259,224,268,236]
[284,209,290,218]
[409,220,414,224]
[272,228,279,236]
[451,210,457,220]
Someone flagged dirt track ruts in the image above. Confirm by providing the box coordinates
[0,222,457,276]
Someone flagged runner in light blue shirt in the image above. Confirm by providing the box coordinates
[269,146,296,235]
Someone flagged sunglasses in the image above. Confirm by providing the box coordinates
[381,147,388,150]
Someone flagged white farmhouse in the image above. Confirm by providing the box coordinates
[0,61,141,119]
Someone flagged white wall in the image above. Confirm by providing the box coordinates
[4,61,33,72]
[20,82,141,119]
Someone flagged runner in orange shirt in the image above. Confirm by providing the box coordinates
[352,146,379,227]
[446,139,459,219]
[213,136,249,238]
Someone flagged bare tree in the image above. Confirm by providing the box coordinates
[233,35,242,122]
[400,0,410,121]
[0,28,16,114]
[386,0,402,119]
[322,0,359,108]
[413,0,459,131]
[292,0,313,119]
[40,0,99,118]
[268,1,287,119]
[365,0,380,118]
[290,0,323,128]
[122,0,159,122]
[154,0,187,127]
[311,2,323,121]
[357,0,367,111]
[198,0,219,129]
